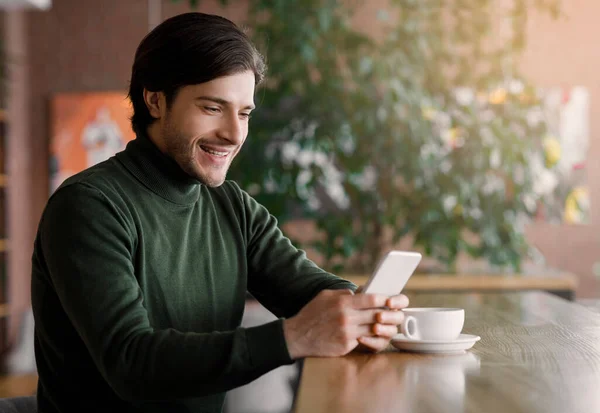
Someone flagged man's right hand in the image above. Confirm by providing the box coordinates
[282,289,405,358]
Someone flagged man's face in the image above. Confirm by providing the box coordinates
[159,71,255,187]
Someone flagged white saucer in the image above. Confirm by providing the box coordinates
[391,333,481,354]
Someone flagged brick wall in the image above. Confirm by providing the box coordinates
[4,0,599,311]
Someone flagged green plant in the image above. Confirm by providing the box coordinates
[178,0,561,274]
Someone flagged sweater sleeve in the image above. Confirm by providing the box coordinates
[240,187,357,318]
[37,183,294,402]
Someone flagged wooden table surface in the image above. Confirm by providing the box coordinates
[294,292,600,413]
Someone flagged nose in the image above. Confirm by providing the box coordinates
[217,114,245,146]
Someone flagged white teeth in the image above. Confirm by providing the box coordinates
[201,146,228,157]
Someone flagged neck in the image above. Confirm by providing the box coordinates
[115,129,202,205]
[146,123,168,155]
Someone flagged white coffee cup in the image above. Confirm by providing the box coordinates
[401,308,465,341]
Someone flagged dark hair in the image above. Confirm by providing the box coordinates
[128,12,266,135]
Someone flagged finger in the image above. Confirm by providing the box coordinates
[351,324,375,338]
[376,310,405,325]
[385,294,409,309]
[371,323,400,338]
[349,293,389,310]
[350,308,405,326]
[345,308,381,325]
[340,324,375,345]
[357,336,390,353]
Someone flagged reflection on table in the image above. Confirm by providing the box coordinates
[295,292,600,413]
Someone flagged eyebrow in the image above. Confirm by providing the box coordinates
[195,96,255,111]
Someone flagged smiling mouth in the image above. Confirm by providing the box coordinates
[199,145,230,157]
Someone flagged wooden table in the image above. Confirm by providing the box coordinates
[341,272,578,300]
[294,292,600,413]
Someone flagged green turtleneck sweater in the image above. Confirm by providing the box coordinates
[31,134,355,413]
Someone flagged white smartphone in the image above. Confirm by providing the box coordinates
[361,250,422,296]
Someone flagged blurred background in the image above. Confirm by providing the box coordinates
[0,0,598,411]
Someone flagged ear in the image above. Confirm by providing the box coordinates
[143,89,164,120]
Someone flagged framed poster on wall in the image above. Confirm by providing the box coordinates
[49,92,136,193]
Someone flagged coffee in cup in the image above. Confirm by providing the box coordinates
[401,308,465,341]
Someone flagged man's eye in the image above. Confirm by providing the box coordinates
[240,113,252,120]
[204,107,220,113]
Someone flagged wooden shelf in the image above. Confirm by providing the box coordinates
[0,374,38,398]
[342,272,578,299]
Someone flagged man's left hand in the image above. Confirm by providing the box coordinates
[355,293,409,353]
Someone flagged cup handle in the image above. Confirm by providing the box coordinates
[402,316,419,340]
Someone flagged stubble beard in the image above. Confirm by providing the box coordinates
[162,121,229,188]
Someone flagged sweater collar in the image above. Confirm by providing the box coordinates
[117,131,202,205]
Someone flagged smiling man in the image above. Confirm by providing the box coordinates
[147,80,255,187]
[30,12,409,413]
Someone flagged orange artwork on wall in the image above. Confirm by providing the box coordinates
[49,92,136,193]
